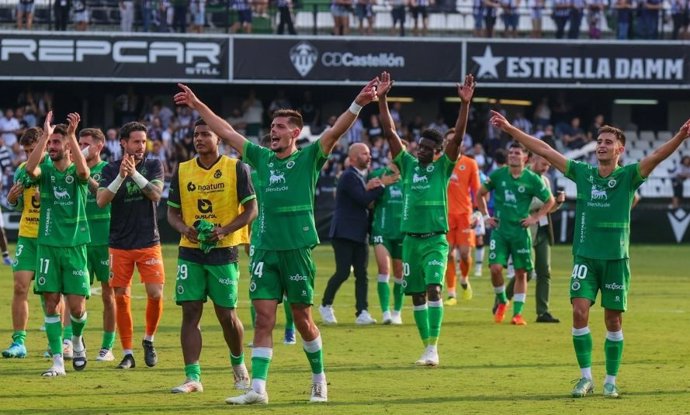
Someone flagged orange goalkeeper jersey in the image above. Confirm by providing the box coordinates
[447,155,480,216]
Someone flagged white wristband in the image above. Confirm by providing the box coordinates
[349,101,363,115]
[107,174,124,193]
[131,170,150,189]
[483,214,491,222]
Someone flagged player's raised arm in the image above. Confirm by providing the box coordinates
[489,110,568,174]
[26,111,55,179]
[66,113,90,180]
[445,74,475,162]
[320,77,378,155]
[376,72,403,159]
[175,83,248,156]
[639,118,690,178]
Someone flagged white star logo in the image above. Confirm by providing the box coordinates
[472,46,504,79]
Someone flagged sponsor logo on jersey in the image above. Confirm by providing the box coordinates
[289,274,308,282]
[571,281,581,291]
[504,189,517,203]
[427,259,444,267]
[218,277,236,286]
[65,175,74,184]
[143,258,161,266]
[516,248,531,254]
[412,173,428,184]
[604,282,624,291]
[269,170,286,185]
[187,181,225,193]
[286,161,296,169]
[198,199,213,213]
[608,179,617,188]
[517,185,525,193]
[389,187,403,198]
[590,185,607,200]
[214,169,222,179]
[72,269,87,277]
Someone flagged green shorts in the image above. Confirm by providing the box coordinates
[12,236,37,273]
[372,235,403,260]
[569,256,630,312]
[402,234,449,295]
[35,244,90,297]
[87,244,110,284]
[248,247,315,305]
[488,229,533,271]
[175,258,239,308]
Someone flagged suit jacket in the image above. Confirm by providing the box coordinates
[329,166,384,244]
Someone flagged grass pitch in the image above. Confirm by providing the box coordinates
[0,244,689,414]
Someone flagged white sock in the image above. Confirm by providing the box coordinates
[312,372,326,383]
[53,354,64,367]
[123,349,133,356]
[72,336,84,352]
[605,375,616,385]
[144,334,154,342]
[581,367,593,380]
[252,379,267,394]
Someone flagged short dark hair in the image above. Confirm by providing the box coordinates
[598,125,626,146]
[494,148,508,165]
[20,127,43,146]
[119,121,147,140]
[194,118,207,127]
[53,124,68,137]
[79,128,105,143]
[272,109,303,130]
[509,141,526,152]
[420,128,444,146]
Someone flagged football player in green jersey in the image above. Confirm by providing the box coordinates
[175,79,378,405]
[376,71,474,367]
[78,128,117,362]
[26,111,91,377]
[490,110,690,399]
[477,142,554,326]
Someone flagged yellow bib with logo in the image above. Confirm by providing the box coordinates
[178,156,249,249]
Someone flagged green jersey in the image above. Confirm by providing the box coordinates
[395,151,455,234]
[484,166,551,238]
[370,167,404,239]
[85,160,111,246]
[565,160,644,260]
[38,162,90,247]
[243,140,327,250]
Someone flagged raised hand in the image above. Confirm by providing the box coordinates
[174,83,201,110]
[376,71,394,99]
[66,112,81,137]
[489,110,511,131]
[354,78,379,106]
[457,74,476,103]
[680,119,690,139]
[43,111,55,138]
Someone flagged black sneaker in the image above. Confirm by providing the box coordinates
[536,312,560,323]
[142,340,158,367]
[116,354,136,369]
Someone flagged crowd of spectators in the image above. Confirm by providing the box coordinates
[4,0,689,40]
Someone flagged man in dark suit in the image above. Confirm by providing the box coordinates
[319,143,394,325]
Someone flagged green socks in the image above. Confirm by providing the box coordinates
[185,363,201,382]
[377,274,391,313]
[393,279,404,312]
[12,330,27,345]
[283,299,294,331]
[605,331,624,377]
[101,331,116,350]
[572,327,593,369]
[413,304,430,346]
[427,301,444,346]
[303,336,324,375]
[230,352,244,366]
[45,315,63,355]
[251,347,272,381]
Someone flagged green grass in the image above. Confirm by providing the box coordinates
[1,244,689,414]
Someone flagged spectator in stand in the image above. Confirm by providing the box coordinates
[367,114,383,140]
[190,0,206,33]
[569,0,585,39]
[552,0,571,39]
[120,0,134,31]
[587,0,605,39]
[276,0,297,35]
[104,128,122,162]
[332,0,353,36]
[410,0,431,36]
[54,0,71,31]
[473,0,485,37]
[614,0,635,39]
[513,111,533,135]
[671,0,689,40]
[141,0,154,32]
[242,90,264,140]
[407,115,425,142]
[531,0,544,38]
[355,0,375,35]
[172,0,189,33]
[429,115,449,134]
[390,0,406,36]
[73,0,89,31]
[370,136,389,170]
[0,109,20,152]
[299,91,320,129]
[638,0,663,39]
[533,97,551,129]
[470,142,487,169]
[347,117,365,144]
[670,155,690,209]
[500,0,520,38]
[562,117,587,150]
[226,108,247,136]
[16,0,36,30]
[254,0,269,17]
[268,90,292,115]
[587,114,605,142]
[484,0,501,38]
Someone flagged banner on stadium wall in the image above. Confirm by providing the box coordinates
[551,207,690,244]
[232,36,463,85]
[466,40,690,88]
[0,31,230,82]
